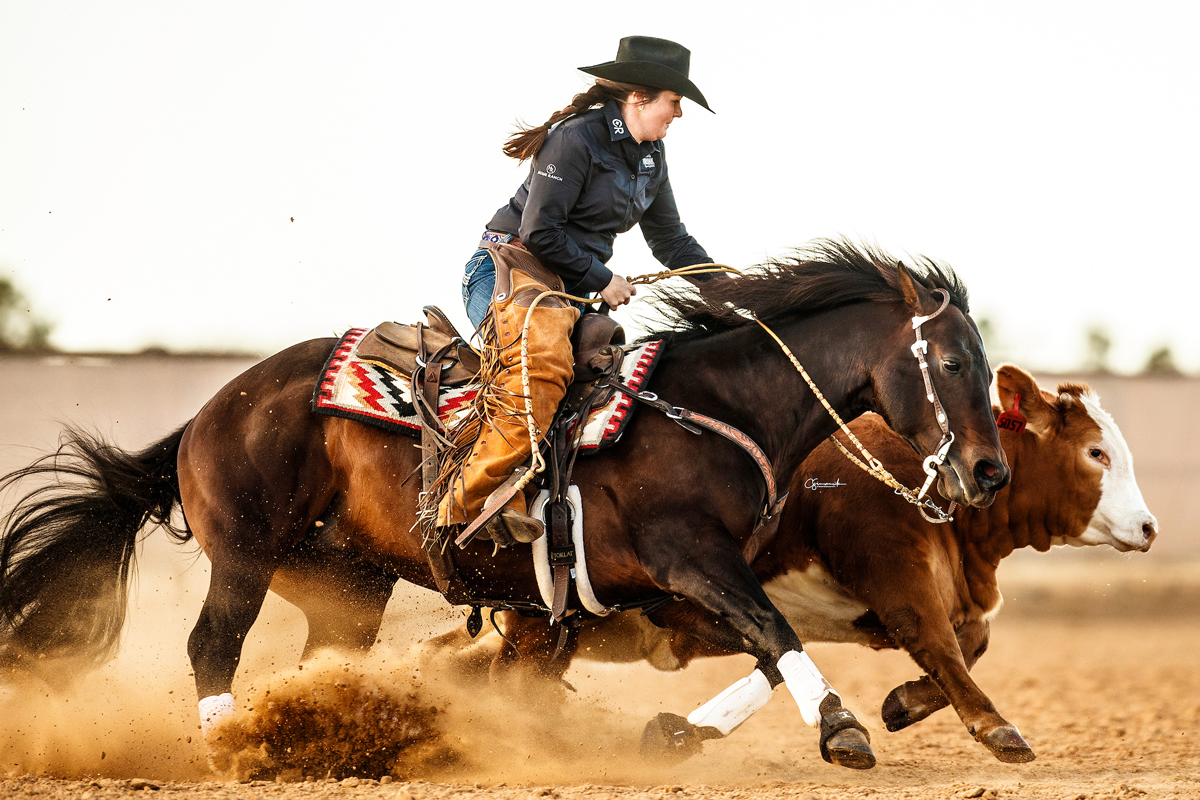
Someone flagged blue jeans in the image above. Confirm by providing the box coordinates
[462,247,496,330]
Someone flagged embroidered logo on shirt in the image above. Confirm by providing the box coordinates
[641,154,655,170]
[612,119,625,135]
[536,163,564,182]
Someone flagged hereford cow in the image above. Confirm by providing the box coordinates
[421,365,1157,764]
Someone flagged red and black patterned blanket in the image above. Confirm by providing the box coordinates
[311,327,664,454]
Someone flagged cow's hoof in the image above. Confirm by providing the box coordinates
[639,713,719,764]
[980,725,1036,763]
[820,708,876,770]
[880,686,914,732]
[881,682,948,731]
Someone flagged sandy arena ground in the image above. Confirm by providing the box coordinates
[0,557,1197,800]
[1,356,1198,799]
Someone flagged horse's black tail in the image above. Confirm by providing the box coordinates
[0,423,192,678]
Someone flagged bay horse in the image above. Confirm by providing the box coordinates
[429,364,1157,764]
[0,241,1009,770]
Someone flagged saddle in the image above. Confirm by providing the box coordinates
[357,306,624,390]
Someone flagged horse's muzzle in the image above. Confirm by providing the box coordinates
[939,457,1009,508]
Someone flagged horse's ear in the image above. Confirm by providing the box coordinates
[896,261,931,313]
[995,364,1055,434]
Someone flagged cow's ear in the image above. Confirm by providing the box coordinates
[995,364,1055,434]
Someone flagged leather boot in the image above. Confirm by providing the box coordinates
[476,471,547,546]
[437,267,578,533]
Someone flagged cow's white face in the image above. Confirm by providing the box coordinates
[1054,392,1157,553]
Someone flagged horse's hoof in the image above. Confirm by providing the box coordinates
[823,728,876,769]
[980,725,1036,763]
[819,708,876,770]
[639,713,716,764]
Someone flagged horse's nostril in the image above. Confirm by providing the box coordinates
[974,460,1006,489]
[1143,523,1156,539]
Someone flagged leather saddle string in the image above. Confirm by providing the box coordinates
[411,339,460,451]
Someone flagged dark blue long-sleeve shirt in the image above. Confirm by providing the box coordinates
[486,99,710,295]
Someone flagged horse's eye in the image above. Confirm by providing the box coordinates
[942,359,961,374]
[1089,448,1104,461]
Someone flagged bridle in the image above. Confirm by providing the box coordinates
[756,287,958,524]
[907,289,958,520]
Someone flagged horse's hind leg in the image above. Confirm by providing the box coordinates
[187,546,282,740]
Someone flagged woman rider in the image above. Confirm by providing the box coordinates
[437,36,715,544]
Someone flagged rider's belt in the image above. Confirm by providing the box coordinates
[480,231,527,251]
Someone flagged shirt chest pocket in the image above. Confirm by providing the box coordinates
[577,153,660,232]
[575,156,636,226]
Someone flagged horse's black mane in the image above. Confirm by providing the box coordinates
[647,238,969,343]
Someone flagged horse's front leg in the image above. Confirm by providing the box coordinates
[637,529,874,769]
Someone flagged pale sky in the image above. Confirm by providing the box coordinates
[2,2,1197,373]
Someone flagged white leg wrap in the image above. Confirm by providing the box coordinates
[686,668,774,736]
[778,650,832,727]
[198,693,236,739]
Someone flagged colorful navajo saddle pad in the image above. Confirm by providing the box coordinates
[311,327,665,454]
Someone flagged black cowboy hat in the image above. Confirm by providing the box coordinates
[579,36,712,113]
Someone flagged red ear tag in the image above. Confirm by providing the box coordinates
[997,393,1027,434]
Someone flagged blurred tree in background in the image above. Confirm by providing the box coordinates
[1084,326,1112,373]
[0,277,54,352]
[1143,345,1181,376]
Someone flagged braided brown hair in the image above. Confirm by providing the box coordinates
[502,79,662,162]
